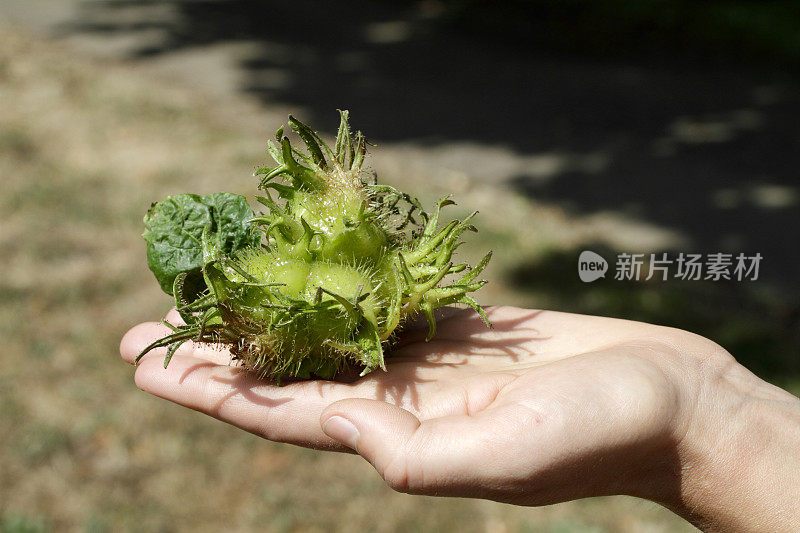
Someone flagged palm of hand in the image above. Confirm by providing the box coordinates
[122,306,706,505]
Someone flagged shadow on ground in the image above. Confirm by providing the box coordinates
[61,0,800,384]
[64,0,800,293]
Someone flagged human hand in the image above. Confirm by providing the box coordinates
[121,306,800,531]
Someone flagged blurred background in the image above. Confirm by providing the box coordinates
[2,1,799,531]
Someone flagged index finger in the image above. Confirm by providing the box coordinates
[133,352,383,450]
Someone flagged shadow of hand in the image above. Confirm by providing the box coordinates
[120,305,728,507]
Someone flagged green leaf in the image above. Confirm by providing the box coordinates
[143,192,260,294]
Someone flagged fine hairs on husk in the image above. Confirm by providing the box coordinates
[138,111,491,382]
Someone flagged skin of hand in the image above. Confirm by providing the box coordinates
[121,306,800,532]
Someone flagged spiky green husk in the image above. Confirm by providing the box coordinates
[138,111,491,381]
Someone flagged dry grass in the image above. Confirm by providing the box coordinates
[0,25,703,532]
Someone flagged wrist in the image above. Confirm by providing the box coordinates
[670,356,800,531]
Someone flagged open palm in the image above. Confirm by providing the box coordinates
[121,306,722,508]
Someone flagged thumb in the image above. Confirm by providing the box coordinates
[321,399,421,489]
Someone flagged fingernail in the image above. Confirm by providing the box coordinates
[322,416,359,452]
